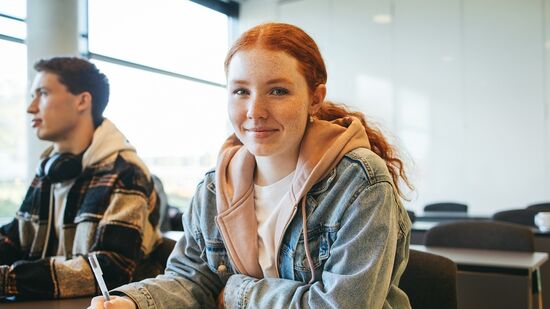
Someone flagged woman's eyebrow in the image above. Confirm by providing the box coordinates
[266,78,293,85]
[228,78,293,86]
[228,79,249,85]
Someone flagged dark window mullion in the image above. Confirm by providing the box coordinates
[190,0,239,18]
[0,33,24,44]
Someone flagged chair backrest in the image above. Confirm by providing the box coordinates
[492,208,538,228]
[400,249,458,309]
[424,220,535,252]
[407,210,416,223]
[526,202,550,212]
[152,175,171,232]
[152,175,184,232]
[424,202,468,213]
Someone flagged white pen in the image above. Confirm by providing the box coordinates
[88,253,111,301]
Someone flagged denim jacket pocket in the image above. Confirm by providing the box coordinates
[293,226,338,282]
[201,238,234,280]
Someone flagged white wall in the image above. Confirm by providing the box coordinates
[238,0,550,215]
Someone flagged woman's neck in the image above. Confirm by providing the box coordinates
[254,150,299,186]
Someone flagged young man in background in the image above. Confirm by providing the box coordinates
[0,57,163,299]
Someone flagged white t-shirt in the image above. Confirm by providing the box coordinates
[254,171,295,278]
[53,179,75,256]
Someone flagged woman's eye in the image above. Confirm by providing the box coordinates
[270,88,289,96]
[233,88,249,96]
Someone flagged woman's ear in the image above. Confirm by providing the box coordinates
[310,84,326,114]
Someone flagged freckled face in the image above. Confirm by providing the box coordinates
[227,49,312,160]
[27,72,81,142]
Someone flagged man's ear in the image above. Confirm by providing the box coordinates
[76,92,92,113]
[310,84,326,114]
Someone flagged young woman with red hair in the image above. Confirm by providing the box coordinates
[90,22,413,309]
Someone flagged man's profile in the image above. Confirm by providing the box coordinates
[0,57,162,299]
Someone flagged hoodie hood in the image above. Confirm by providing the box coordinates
[81,119,135,168]
[215,116,371,278]
[40,118,136,170]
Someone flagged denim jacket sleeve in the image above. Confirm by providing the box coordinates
[223,151,411,308]
[112,177,225,309]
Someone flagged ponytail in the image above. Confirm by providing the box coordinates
[316,101,413,199]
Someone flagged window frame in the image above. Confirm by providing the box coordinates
[0,12,25,43]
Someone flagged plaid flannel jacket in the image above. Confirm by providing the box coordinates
[0,151,161,299]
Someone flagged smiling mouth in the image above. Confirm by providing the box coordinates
[245,128,277,137]
[247,128,276,132]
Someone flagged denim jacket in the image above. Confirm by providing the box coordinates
[114,147,412,308]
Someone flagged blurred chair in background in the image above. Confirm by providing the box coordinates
[168,205,184,231]
[424,220,534,252]
[424,202,468,213]
[399,249,458,309]
[152,175,184,232]
[407,210,416,223]
[492,209,538,228]
[526,202,550,212]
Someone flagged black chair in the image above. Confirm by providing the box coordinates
[424,202,468,213]
[406,210,416,223]
[168,206,184,231]
[492,208,538,228]
[152,175,171,232]
[526,202,550,212]
[400,249,458,309]
[424,220,534,252]
[152,175,184,232]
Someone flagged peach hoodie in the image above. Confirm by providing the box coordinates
[215,117,371,279]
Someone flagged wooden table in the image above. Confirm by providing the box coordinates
[411,244,548,309]
[0,297,91,308]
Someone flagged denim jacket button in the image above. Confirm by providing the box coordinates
[217,264,227,273]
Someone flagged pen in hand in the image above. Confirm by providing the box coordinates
[88,253,111,301]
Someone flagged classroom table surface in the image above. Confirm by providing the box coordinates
[412,221,550,236]
[0,296,92,308]
[410,244,548,272]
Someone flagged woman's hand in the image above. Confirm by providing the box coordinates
[88,295,137,309]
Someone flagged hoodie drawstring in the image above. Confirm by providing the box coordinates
[301,197,316,284]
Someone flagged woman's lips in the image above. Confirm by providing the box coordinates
[246,127,277,138]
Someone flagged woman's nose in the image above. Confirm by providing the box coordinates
[246,96,268,119]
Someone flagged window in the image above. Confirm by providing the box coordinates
[87,0,235,209]
[88,0,229,84]
[95,60,228,207]
[0,1,27,219]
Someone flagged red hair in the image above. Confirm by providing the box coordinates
[225,23,413,198]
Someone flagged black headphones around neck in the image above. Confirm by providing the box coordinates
[38,152,83,183]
